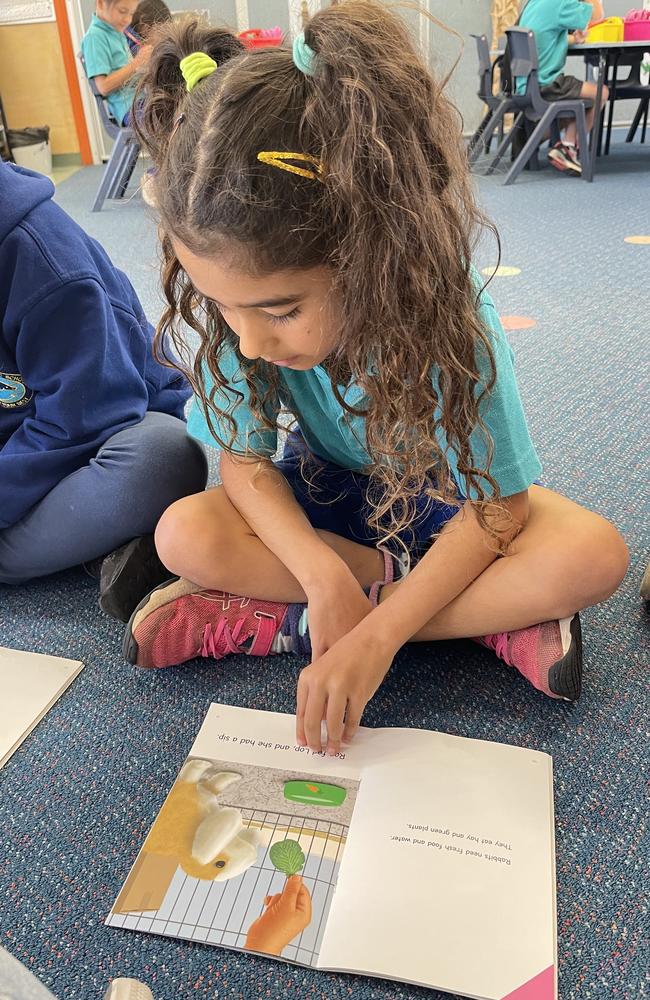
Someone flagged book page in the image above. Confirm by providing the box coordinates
[317,730,556,1000]
[107,705,556,998]
[107,704,374,967]
[0,646,83,768]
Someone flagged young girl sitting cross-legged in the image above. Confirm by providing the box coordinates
[123,2,628,754]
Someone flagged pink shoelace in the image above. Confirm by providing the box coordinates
[480,631,513,666]
[199,612,278,659]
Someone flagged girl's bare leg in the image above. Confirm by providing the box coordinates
[155,485,627,638]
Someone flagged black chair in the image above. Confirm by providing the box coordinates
[79,54,141,212]
[603,54,649,152]
[467,34,505,160]
[478,27,592,184]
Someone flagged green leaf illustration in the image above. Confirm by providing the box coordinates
[269,839,306,876]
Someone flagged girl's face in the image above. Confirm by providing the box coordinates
[97,0,138,33]
[174,242,341,371]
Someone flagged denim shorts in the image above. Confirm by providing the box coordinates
[274,432,461,562]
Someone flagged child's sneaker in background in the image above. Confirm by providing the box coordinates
[475,613,582,700]
[99,534,173,623]
[548,141,582,175]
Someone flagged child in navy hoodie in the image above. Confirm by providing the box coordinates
[0,162,207,619]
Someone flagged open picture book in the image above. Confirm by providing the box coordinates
[107,703,557,1000]
[0,646,83,768]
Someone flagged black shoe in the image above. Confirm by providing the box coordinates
[98,534,174,623]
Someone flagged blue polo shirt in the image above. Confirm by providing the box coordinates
[81,13,135,125]
[517,0,592,91]
[187,281,542,500]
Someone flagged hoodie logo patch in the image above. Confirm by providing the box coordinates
[0,373,33,408]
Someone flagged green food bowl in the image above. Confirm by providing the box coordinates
[283,779,347,807]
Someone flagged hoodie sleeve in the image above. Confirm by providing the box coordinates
[0,278,155,529]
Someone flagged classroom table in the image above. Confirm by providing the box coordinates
[568,40,650,181]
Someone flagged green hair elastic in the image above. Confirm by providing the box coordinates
[292,32,316,77]
[179,51,218,92]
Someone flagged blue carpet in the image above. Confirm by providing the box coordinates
[1,137,648,999]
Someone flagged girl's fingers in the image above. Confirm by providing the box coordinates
[295,673,308,746]
[342,698,363,744]
[325,692,347,755]
[303,686,326,752]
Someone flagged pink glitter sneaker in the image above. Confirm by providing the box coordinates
[123,578,290,668]
[476,613,582,701]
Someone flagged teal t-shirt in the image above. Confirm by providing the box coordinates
[187,283,542,499]
[81,13,134,125]
[517,0,592,92]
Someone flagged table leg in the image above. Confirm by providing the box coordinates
[585,51,606,182]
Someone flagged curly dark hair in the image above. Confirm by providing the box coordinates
[134,1,504,548]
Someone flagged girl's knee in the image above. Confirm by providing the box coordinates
[589,516,628,600]
[154,494,207,576]
[563,512,628,608]
[154,488,244,582]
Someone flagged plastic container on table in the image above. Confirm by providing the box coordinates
[238,27,283,49]
[587,17,624,42]
[623,9,650,41]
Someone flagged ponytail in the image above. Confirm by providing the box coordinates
[139,2,501,547]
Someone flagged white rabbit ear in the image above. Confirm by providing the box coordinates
[178,759,213,783]
[192,806,242,865]
[201,771,242,796]
[212,834,259,882]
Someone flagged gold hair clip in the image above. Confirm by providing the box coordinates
[257,151,323,182]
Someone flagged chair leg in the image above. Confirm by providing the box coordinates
[486,112,523,176]
[503,110,554,185]
[487,116,505,154]
[469,105,506,166]
[109,138,137,199]
[605,91,615,155]
[576,107,591,182]
[467,108,495,160]
[116,141,140,199]
[92,131,127,212]
[642,100,649,144]
[105,137,132,200]
[625,99,645,142]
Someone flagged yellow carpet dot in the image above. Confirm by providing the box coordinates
[500,315,537,331]
[480,265,522,277]
[624,235,650,245]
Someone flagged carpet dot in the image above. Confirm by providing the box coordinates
[480,265,521,277]
[624,235,650,245]
[500,315,537,330]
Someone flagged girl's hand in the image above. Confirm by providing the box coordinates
[305,573,373,661]
[296,627,395,754]
[133,43,152,68]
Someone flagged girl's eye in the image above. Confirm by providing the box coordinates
[269,307,301,326]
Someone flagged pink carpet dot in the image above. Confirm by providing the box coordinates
[624,235,650,245]
[500,315,537,330]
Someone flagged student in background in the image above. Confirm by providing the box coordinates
[81,0,152,125]
[127,0,172,53]
[518,0,608,174]
[0,161,207,619]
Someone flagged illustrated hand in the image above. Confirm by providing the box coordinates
[306,574,374,661]
[296,627,394,754]
[244,876,312,955]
